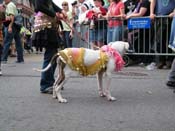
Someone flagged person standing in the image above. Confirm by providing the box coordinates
[1,0,24,63]
[89,0,107,48]
[149,0,175,69]
[166,9,175,89]
[168,9,175,51]
[126,0,153,66]
[106,0,125,43]
[0,4,5,75]
[61,1,74,48]
[78,0,94,14]
[32,0,66,94]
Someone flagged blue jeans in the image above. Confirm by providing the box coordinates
[40,47,57,92]
[2,26,24,62]
[63,31,72,48]
[167,58,175,82]
[89,28,107,44]
[107,26,122,43]
[168,17,175,48]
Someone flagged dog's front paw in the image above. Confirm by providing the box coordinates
[58,98,68,103]
[53,91,57,99]
[99,92,106,97]
[52,95,57,99]
[107,96,116,101]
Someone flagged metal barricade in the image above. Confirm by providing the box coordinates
[72,16,174,65]
[72,22,90,48]
[123,16,174,65]
[125,16,174,55]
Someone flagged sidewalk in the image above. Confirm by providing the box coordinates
[7,52,44,63]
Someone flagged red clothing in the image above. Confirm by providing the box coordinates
[107,1,124,27]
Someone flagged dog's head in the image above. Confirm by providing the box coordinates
[108,41,129,56]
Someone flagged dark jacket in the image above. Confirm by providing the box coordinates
[32,0,62,48]
[34,0,62,17]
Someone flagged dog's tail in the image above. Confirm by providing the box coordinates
[33,53,60,72]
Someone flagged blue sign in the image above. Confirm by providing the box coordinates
[128,18,151,29]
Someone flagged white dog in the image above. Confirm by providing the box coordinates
[34,41,129,103]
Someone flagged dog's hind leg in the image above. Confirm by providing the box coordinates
[53,74,64,99]
[55,80,68,103]
[53,61,68,103]
[97,69,106,97]
[53,59,64,99]
[104,73,116,101]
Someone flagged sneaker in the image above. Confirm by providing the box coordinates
[15,60,24,64]
[138,62,145,67]
[166,81,175,89]
[146,62,156,70]
[168,45,175,52]
[157,62,165,69]
[10,54,17,57]
[165,61,172,69]
[40,87,53,94]
[0,70,2,76]
[1,61,7,64]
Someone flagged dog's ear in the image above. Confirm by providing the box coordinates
[124,42,129,51]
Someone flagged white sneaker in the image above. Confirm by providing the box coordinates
[168,45,175,52]
[138,62,145,67]
[146,62,156,71]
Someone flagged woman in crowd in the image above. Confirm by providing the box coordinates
[105,0,125,43]
[61,1,74,48]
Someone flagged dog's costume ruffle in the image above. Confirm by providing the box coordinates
[101,45,125,71]
[59,48,108,76]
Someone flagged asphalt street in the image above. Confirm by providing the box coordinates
[0,53,175,131]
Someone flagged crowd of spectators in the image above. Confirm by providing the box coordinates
[70,0,174,70]
[0,0,174,77]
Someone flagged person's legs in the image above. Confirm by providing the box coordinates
[0,44,2,75]
[10,42,16,57]
[1,27,14,62]
[168,17,175,49]
[39,46,43,52]
[62,31,68,48]
[166,58,175,88]
[35,46,39,53]
[107,27,113,43]
[40,47,57,92]
[97,28,107,47]
[113,26,122,42]
[89,29,97,49]
[14,29,24,62]
[64,31,72,48]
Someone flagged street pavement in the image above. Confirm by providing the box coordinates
[0,53,175,131]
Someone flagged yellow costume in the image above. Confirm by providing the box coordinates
[59,48,109,76]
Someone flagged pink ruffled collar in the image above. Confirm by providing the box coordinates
[101,45,125,71]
